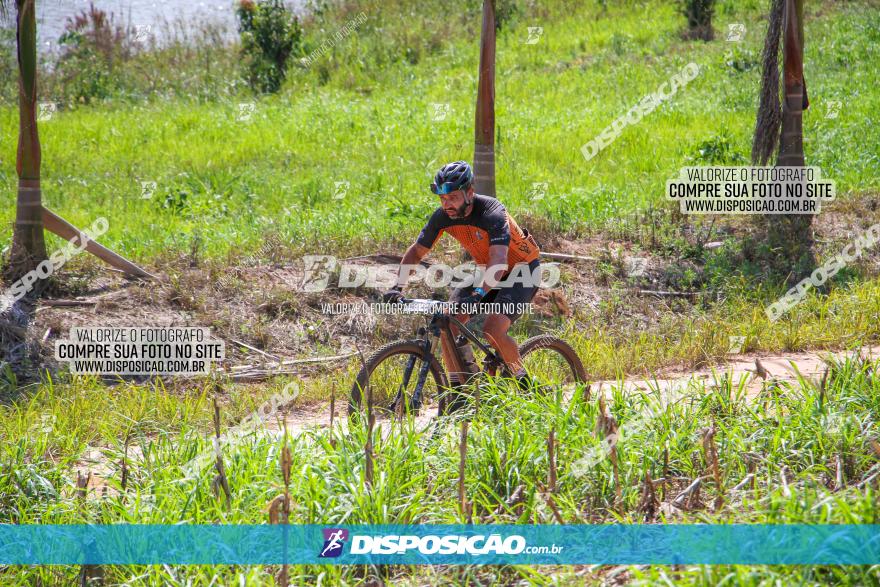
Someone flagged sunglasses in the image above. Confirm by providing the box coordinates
[430,181,470,195]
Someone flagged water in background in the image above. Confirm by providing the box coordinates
[2,0,303,52]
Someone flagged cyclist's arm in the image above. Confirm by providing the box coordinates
[394,242,430,290]
[480,204,511,290]
[394,210,445,291]
[480,244,509,290]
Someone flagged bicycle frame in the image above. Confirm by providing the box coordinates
[388,298,508,412]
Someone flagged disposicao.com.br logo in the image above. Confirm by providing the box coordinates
[319,528,349,558]
[321,529,563,557]
[299,255,560,292]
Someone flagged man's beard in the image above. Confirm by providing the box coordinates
[445,198,471,218]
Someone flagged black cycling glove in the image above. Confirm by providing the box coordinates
[382,287,404,303]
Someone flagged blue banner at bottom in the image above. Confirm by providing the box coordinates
[0,524,878,565]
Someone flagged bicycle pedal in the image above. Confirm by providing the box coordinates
[387,398,421,416]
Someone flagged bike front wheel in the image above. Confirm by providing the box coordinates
[518,334,588,394]
[349,339,449,417]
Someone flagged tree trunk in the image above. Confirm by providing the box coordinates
[473,0,496,198]
[8,0,47,283]
[773,0,814,274]
[777,0,807,167]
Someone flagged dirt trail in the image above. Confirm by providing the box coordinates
[71,344,879,495]
[270,344,880,437]
[592,345,876,400]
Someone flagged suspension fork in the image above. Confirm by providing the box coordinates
[388,327,437,413]
[409,336,435,411]
[414,317,463,411]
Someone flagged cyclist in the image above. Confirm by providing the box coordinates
[383,161,542,390]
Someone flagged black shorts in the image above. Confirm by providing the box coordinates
[449,259,540,323]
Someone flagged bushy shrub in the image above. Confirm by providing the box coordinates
[236,0,303,93]
[495,0,524,31]
[54,4,135,104]
[679,0,716,41]
[689,132,746,165]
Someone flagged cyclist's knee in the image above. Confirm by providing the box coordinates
[482,314,511,341]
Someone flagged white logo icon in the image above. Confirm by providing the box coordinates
[37,414,56,434]
[625,257,648,277]
[301,255,338,292]
[825,100,841,119]
[528,182,549,201]
[728,335,746,354]
[133,24,152,42]
[333,181,350,200]
[321,530,346,557]
[726,24,746,42]
[526,27,544,44]
[38,102,57,121]
[140,181,157,200]
[430,103,450,122]
[237,102,256,122]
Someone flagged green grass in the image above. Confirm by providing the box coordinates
[2,1,880,583]
[2,352,880,583]
[0,0,877,263]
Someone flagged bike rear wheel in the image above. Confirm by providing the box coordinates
[349,340,449,417]
[518,334,588,393]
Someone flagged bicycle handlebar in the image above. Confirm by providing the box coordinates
[398,297,440,305]
[396,297,453,314]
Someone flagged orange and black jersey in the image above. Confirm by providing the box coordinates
[416,194,540,270]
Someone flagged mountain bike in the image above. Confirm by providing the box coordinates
[349,297,587,417]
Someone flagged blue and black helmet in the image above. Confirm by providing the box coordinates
[431,161,474,195]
